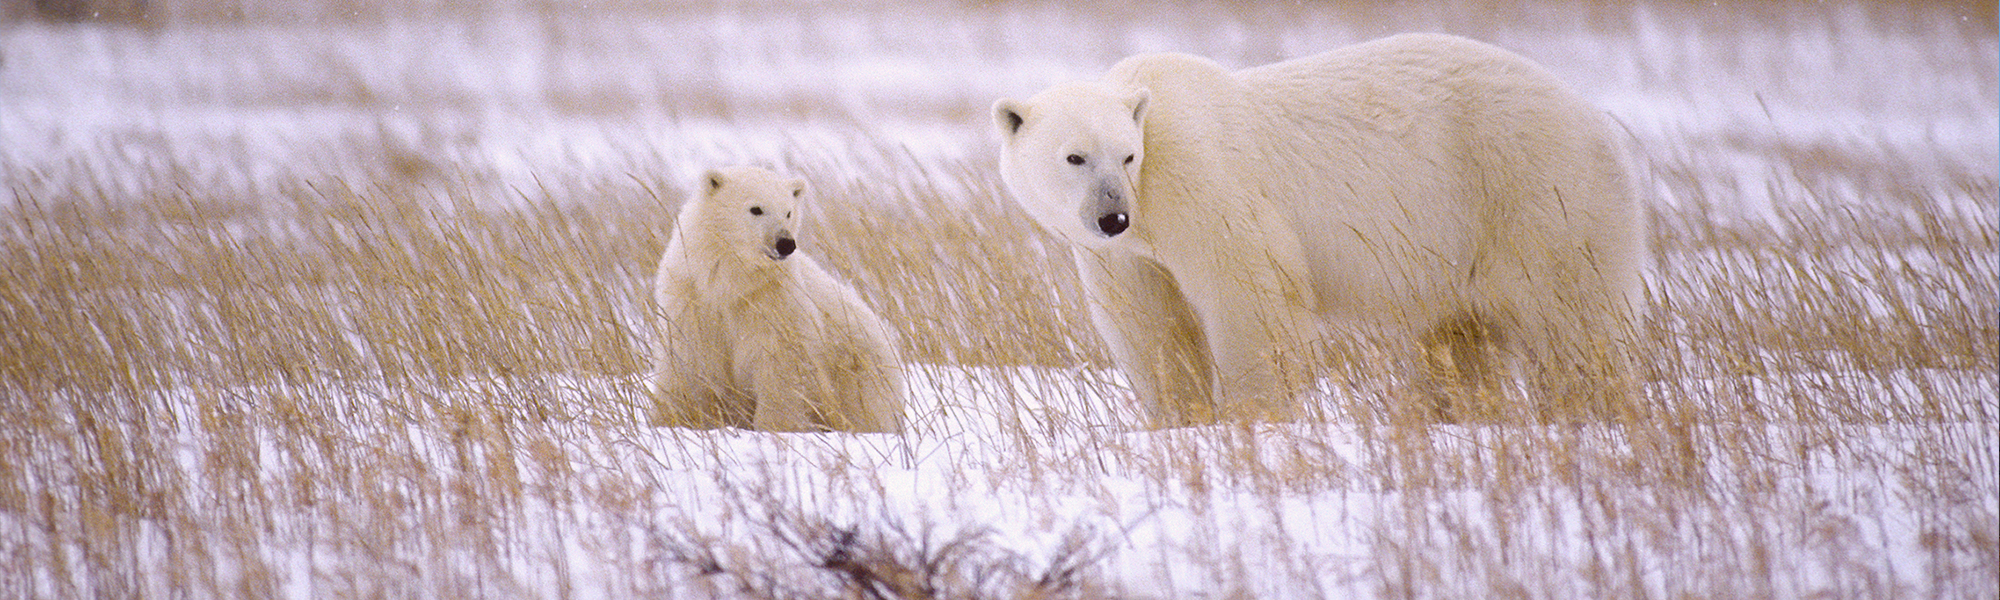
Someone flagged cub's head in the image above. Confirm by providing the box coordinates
[689,166,804,265]
[993,84,1150,248]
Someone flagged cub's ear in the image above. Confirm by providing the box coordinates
[1126,88,1150,126]
[992,99,1027,137]
[788,178,806,199]
[702,169,726,195]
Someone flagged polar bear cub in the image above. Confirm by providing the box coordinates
[646,166,904,433]
[993,34,1647,426]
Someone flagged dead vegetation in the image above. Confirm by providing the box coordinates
[1,0,1994,597]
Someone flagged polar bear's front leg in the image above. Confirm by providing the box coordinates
[1194,290,1316,422]
[859,334,909,434]
[745,361,820,432]
[825,326,905,434]
[647,368,739,428]
[731,331,831,432]
[1074,249,1217,428]
[648,314,752,428]
[1166,233,1319,423]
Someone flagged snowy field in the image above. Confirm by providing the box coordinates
[2,1,1996,597]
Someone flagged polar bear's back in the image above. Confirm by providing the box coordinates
[1119,34,1642,329]
[1260,34,1641,327]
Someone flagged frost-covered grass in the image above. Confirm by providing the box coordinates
[2,1,1995,598]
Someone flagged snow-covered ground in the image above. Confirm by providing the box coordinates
[28,364,1989,597]
[2,1,1994,597]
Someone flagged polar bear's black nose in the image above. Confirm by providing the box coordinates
[1096,212,1129,237]
[774,237,796,258]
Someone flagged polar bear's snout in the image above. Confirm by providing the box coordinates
[1088,181,1132,237]
[769,230,797,260]
[1096,212,1129,236]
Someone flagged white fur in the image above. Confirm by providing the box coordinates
[994,34,1646,425]
[647,166,904,432]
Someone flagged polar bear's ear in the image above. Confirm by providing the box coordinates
[788,179,806,200]
[992,99,1027,137]
[1126,88,1151,126]
[702,169,726,195]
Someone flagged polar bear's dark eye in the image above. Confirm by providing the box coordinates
[1123,154,1135,165]
[1066,154,1085,165]
[749,207,763,216]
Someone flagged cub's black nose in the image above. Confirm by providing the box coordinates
[1096,212,1129,236]
[774,237,797,258]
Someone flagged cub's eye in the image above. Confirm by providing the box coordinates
[785,211,792,218]
[1123,154,1135,165]
[749,207,763,216]
[1066,154,1085,165]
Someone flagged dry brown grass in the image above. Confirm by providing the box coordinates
[2,0,1995,597]
[5,132,1992,596]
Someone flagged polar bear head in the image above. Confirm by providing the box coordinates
[685,166,804,266]
[992,84,1150,248]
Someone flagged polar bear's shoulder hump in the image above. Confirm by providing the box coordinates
[1108,52,1232,87]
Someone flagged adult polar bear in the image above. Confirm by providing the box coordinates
[993,34,1645,426]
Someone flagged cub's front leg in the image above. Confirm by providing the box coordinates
[726,327,826,433]
[648,316,751,428]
